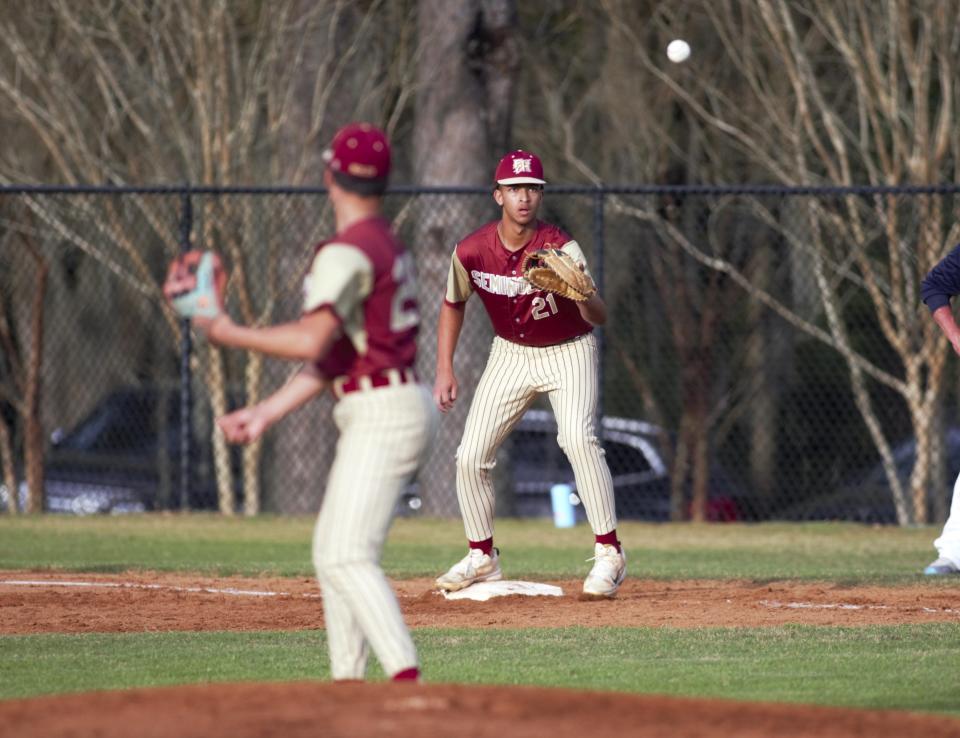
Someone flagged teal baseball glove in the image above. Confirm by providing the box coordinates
[163,250,226,319]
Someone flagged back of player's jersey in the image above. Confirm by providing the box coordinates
[304,216,419,382]
[354,217,420,375]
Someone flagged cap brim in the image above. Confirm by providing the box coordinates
[496,176,546,185]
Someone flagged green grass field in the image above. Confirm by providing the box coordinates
[1,515,958,717]
[0,514,944,580]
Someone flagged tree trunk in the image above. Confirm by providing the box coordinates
[906,353,945,525]
[24,254,48,514]
[683,357,712,522]
[690,417,710,523]
[670,418,690,522]
[746,246,777,500]
[259,1,365,515]
[241,353,264,516]
[0,418,16,514]
[910,409,934,525]
[413,0,518,516]
[206,347,234,516]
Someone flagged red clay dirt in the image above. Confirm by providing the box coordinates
[2,570,958,633]
[1,569,959,737]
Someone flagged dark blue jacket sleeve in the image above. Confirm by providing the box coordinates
[921,244,960,312]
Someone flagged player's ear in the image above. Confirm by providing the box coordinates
[492,187,504,207]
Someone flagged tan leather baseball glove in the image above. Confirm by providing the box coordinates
[521,247,597,301]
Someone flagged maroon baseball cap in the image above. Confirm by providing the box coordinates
[323,122,391,180]
[494,150,546,185]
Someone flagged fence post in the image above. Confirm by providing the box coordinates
[593,189,605,415]
[177,188,193,511]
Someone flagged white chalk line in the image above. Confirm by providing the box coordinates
[759,599,958,614]
[0,579,322,599]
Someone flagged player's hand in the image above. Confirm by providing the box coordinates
[576,291,608,326]
[217,405,270,445]
[433,370,458,413]
[192,313,231,343]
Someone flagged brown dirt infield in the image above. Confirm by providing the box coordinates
[2,570,959,737]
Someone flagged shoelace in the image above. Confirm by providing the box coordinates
[460,551,487,571]
[585,551,620,563]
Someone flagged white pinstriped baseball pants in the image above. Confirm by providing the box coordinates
[455,332,617,542]
[312,382,438,680]
[933,471,960,565]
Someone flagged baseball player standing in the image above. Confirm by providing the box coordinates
[920,244,960,575]
[174,123,439,680]
[433,149,626,598]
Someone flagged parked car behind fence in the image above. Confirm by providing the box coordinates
[402,408,745,522]
[0,386,237,515]
[778,428,960,524]
[3,388,743,521]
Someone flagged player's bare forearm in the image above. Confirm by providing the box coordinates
[434,303,465,411]
[932,305,960,355]
[577,293,607,326]
[201,309,341,363]
[435,303,465,372]
[218,367,327,444]
[261,366,328,421]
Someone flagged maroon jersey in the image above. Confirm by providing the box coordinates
[302,216,420,382]
[444,220,593,347]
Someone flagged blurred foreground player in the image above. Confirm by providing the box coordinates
[166,122,438,678]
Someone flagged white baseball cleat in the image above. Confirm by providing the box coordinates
[435,548,502,592]
[582,543,627,598]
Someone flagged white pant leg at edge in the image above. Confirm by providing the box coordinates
[541,334,617,535]
[455,337,537,543]
[933,470,960,565]
[319,584,368,680]
[313,383,438,679]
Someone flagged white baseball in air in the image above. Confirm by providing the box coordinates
[667,39,691,63]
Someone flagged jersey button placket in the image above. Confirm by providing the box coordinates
[510,252,522,339]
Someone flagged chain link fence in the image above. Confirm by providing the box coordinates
[1,184,957,525]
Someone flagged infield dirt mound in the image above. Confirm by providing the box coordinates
[2,680,959,738]
[3,571,960,737]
